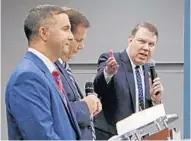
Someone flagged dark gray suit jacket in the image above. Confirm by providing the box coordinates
[93,50,153,140]
[55,61,93,140]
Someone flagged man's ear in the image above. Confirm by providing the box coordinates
[128,36,133,44]
[39,26,49,42]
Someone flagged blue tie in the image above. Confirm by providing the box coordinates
[135,66,145,111]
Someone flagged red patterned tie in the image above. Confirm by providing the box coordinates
[52,71,63,92]
[52,70,68,108]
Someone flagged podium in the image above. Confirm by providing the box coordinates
[109,104,180,140]
[143,128,181,140]
[142,128,170,140]
[109,115,180,140]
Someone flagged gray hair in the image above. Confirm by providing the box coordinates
[24,4,66,43]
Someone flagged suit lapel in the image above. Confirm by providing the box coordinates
[55,61,83,99]
[64,64,84,99]
[119,50,136,112]
[55,61,78,98]
[73,81,84,98]
[143,64,152,107]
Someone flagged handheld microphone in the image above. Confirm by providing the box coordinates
[147,59,160,95]
[85,82,94,96]
[147,59,158,84]
[85,82,97,122]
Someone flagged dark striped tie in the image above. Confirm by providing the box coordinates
[135,66,145,111]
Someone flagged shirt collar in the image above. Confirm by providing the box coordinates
[126,48,143,71]
[28,48,56,73]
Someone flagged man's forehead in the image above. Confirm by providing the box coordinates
[134,29,157,40]
[135,28,156,36]
[54,12,68,20]
[75,25,88,34]
[54,13,70,25]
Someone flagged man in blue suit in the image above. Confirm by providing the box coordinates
[5,5,81,140]
[55,8,102,140]
[93,22,164,140]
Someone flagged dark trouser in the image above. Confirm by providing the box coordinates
[95,127,115,140]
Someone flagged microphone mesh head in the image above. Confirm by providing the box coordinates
[85,82,93,89]
[85,82,94,94]
[147,59,156,67]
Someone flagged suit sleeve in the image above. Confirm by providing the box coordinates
[8,72,61,140]
[93,53,114,98]
[69,101,91,124]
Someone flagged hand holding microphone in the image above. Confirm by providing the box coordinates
[105,50,119,75]
[81,82,102,116]
[148,60,163,104]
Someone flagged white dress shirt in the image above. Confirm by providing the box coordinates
[58,58,64,64]
[28,48,56,73]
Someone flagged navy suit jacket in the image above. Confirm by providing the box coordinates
[5,51,81,140]
[93,50,153,138]
[55,61,93,140]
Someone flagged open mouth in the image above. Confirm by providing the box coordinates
[73,50,78,53]
[64,43,70,48]
[139,53,148,57]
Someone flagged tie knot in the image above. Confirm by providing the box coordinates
[52,71,60,78]
[64,63,72,73]
[135,66,140,69]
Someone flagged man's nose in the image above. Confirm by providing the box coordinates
[68,31,74,41]
[78,42,84,50]
[142,43,150,51]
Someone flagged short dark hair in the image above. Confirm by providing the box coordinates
[64,8,90,33]
[24,4,66,43]
[131,22,158,38]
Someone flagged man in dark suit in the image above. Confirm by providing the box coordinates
[5,5,81,140]
[55,8,102,140]
[93,22,164,140]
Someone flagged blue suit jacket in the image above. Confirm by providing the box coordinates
[93,50,153,139]
[5,51,81,140]
[55,61,93,140]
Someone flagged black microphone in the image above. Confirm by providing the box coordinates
[85,82,94,96]
[85,82,97,119]
[147,59,158,84]
[148,59,160,96]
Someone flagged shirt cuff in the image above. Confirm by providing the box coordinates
[104,66,114,84]
[152,100,162,106]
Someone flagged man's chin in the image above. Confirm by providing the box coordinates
[134,59,147,65]
[68,54,74,60]
[73,50,78,53]
[61,51,69,57]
